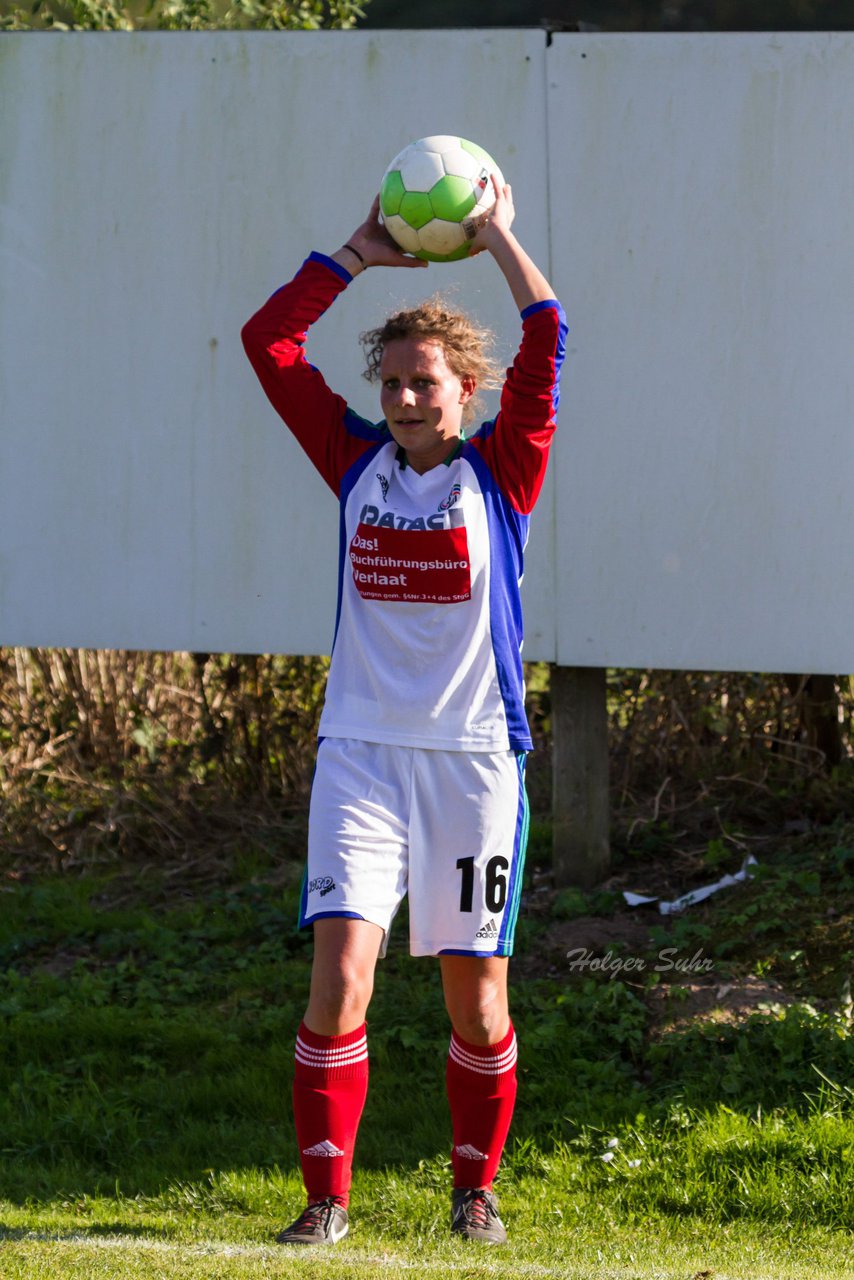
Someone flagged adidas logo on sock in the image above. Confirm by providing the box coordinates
[454,1143,489,1160]
[475,918,498,939]
[302,1139,344,1158]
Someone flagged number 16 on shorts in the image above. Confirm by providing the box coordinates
[408,747,528,957]
[456,854,508,914]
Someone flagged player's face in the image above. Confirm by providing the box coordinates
[380,339,474,474]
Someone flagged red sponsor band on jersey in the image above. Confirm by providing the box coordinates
[349,521,471,603]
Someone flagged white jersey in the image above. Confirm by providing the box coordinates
[242,253,567,753]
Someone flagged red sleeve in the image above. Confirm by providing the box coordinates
[241,253,381,497]
[470,300,567,514]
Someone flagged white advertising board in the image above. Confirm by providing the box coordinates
[547,34,854,672]
[2,32,852,671]
[0,31,553,656]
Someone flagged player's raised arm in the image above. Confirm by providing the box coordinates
[470,179,556,311]
[465,177,566,515]
[330,196,428,276]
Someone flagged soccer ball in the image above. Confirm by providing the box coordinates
[379,136,504,263]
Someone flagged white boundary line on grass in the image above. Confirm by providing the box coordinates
[1,1234,590,1276]
[1,1231,783,1280]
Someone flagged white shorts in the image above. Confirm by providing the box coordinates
[299,737,529,957]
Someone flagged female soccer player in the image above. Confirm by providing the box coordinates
[242,180,566,1246]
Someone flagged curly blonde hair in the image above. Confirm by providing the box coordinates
[360,296,503,425]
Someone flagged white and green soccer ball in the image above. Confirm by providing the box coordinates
[379,135,505,263]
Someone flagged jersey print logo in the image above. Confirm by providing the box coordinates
[439,482,461,512]
[376,473,390,503]
[349,521,471,604]
[360,502,446,532]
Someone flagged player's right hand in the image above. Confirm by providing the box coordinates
[343,196,429,270]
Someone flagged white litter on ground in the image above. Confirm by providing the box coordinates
[623,856,758,915]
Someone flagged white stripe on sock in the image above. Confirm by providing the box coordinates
[295,1034,368,1069]
[449,1034,517,1076]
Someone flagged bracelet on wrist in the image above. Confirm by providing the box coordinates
[343,242,366,269]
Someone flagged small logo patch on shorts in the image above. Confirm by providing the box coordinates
[309,876,336,897]
[475,918,498,940]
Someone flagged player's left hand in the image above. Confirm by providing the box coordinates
[469,176,516,255]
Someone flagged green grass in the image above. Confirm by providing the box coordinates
[1,839,853,1278]
[1,1202,852,1279]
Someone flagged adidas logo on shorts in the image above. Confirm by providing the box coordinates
[475,918,498,940]
[302,1139,344,1158]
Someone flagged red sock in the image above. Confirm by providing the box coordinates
[446,1022,518,1189]
[293,1021,369,1207]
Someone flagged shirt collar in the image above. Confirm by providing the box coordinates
[396,436,464,471]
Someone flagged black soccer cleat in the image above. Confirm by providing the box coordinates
[275,1196,349,1245]
[450,1187,508,1244]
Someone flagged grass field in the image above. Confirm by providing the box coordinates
[1,826,852,1278]
[2,1212,852,1279]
